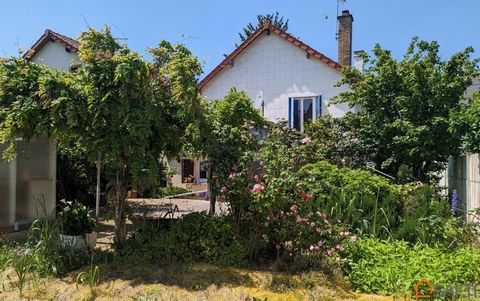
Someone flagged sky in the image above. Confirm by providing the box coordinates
[1,0,479,77]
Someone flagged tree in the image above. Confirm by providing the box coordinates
[452,92,480,154]
[187,89,264,214]
[0,27,202,246]
[333,37,478,183]
[239,12,289,42]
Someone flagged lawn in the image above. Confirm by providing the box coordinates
[0,259,393,301]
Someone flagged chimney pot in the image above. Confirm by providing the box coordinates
[337,10,353,66]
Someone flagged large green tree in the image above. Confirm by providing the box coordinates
[187,89,264,214]
[333,37,478,183]
[0,27,202,245]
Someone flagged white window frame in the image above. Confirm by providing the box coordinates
[292,97,320,132]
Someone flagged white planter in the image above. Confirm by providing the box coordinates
[59,234,86,250]
[85,232,97,250]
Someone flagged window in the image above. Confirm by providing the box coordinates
[199,161,208,179]
[181,159,195,183]
[289,96,321,131]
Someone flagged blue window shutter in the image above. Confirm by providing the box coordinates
[316,96,322,117]
[288,97,293,127]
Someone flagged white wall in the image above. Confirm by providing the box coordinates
[31,41,78,71]
[201,32,352,121]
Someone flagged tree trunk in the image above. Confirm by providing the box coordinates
[113,167,127,247]
[207,161,216,214]
[95,153,101,222]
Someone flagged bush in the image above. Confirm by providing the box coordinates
[58,200,95,236]
[122,212,248,267]
[298,162,402,238]
[155,186,191,198]
[346,238,480,296]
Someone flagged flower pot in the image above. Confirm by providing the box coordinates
[59,234,86,250]
[85,232,97,249]
[127,190,138,198]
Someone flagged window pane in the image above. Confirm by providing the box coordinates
[303,98,313,127]
[316,96,322,117]
[199,161,208,179]
[293,99,301,131]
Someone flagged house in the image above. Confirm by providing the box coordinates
[4,11,361,199]
[172,10,361,188]
[0,30,78,233]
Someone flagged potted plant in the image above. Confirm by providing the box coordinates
[58,200,96,250]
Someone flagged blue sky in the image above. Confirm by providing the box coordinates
[1,0,479,76]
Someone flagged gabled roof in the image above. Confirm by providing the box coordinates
[198,21,343,90]
[24,29,79,59]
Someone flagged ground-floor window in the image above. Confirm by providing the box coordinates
[199,161,208,179]
[181,159,195,183]
[289,96,321,131]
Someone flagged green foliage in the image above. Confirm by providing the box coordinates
[187,88,265,212]
[298,162,402,238]
[0,58,55,161]
[334,37,479,183]
[57,144,107,206]
[76,255,100,294]
[452,92,480,154]
[59,200,96,236]
[346,238,480,296]
[154,186,191,198]
[239,12,289,42]
[6,253,32,296]
[123,213,248,267]
[305,115,368,168]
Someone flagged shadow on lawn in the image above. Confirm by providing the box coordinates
[96,259,255,291]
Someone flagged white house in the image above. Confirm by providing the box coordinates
[173,11,360,188]
[0,30,78,232]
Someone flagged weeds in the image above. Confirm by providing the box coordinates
[76,254,100,294]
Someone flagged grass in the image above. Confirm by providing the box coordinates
[0,258,398,301]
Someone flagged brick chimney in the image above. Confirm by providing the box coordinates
[337,10,353,66]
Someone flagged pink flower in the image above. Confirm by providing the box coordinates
[253,174,260,181]
[228,172,236,179]
[327,248,336,256]
[305,194,313,202]
[290,205,298,212]
[301,136,312,144]
[317,240,324,247]
[282,125,289,131]
[275,244,281,250]
[315,227,321,233]
[350,235,357,243]
[336,244,344,252]
[252,183,264,193]
[310,222,316,227]
[295,215,302,223]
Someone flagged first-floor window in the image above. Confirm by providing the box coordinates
[289,96,321,131]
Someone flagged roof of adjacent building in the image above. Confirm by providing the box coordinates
[24,29,79,59]
[198,21,343,90]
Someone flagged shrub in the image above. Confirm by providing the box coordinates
[58,200,95,236]
[346,238,480,296]
[298,161,402,238]
[122,212,248,267]
[155,186,191,198]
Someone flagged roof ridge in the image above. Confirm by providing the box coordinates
[24,29,79,59]
[198,23,343,90]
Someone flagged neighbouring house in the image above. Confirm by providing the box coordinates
[172,10,361,188]
[0,30,78,233]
